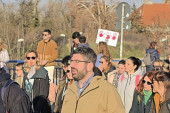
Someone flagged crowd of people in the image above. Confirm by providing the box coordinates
[0,30,169,113]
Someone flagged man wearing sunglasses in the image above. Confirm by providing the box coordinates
[37,29,58,104]
[61,47,125,113]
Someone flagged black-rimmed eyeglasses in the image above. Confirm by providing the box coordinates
[70,60,90,64]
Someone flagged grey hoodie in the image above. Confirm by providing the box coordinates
[117,68,143,113]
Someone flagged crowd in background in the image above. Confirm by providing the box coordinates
[0,30,170,113]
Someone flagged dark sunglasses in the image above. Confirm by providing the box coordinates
[66,70,70,73]
[142,80,152,85]
[26,57,36,60]
[42,34,48,36]
[99,61,103,64]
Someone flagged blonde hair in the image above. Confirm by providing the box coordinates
[24,50,40,72]
[101,56,114,73]
[0,38,7,51]
[98,42,111,58]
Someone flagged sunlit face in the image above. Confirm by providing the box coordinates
[118,64,125,75]
[125,59,136,74]
[74,38,79,44]
[26,52,37,67]
[143,76,152,91]
[100,58,109,71]
[15,66,23,76]
[70,54,89,80]
[43,32,51,41]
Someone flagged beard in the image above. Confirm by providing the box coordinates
[71,67,87,81]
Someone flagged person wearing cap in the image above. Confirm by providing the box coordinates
[71,32,80,54]
[0,38,9,72]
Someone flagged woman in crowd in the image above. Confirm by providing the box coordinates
[150,71,170,113]
[14,63,24,88]
[117,56,143,113]
[129,71,156,113]
[98,55,115,80]
[24,50,51,113]
[107,60,126,88]
[95,42,111,67]
[54,55,73,113]
[145,41,160,72]
[0,38,9,71]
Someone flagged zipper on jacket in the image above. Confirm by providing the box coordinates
[74,86,99,113]
[124,74,129,104]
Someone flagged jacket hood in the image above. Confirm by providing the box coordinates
[0,68,10,82]
[31,66,48,79]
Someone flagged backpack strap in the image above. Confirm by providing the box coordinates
[1,79,14,101]
[120,74,124,82]
[135,75,140,90]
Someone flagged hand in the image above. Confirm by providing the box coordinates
[107,70,117,84]
[40,60,48,66]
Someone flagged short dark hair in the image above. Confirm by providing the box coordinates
[72,47,97,65]
[118,60,125,65]
[79,36,86,43]
[127,57,141,71]
[44,29,51,35]
[72,32,80,39]
[61,55,71,66]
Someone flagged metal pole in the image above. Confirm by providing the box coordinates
[120,4,125,59]
[164,41,166,60]
[18,42,20,60]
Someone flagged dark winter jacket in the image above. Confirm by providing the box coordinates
[23,66,49,100]
[149,88,170,113]
[0,69,32,113]
[129,90,153,113]
[145,48,160,72]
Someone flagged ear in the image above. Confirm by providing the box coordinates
[133,65,137,70]
[87,62,94,72]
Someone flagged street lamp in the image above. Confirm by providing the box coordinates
[60,34,66,57]
[18,39,24,60]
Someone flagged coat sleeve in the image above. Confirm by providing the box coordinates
[129,91,139,113]
[40,74,49,98]
[47,42,58,63]
[107,84,125,113]
[0,49,9,63]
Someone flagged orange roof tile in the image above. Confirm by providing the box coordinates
[137,3,170,26]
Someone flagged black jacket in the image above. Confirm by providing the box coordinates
[23,66,49,100]
[129,90,153,113]
[0,69,32,113]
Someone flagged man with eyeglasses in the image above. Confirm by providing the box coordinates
[61,47,125,113]
[37,29,58,105]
